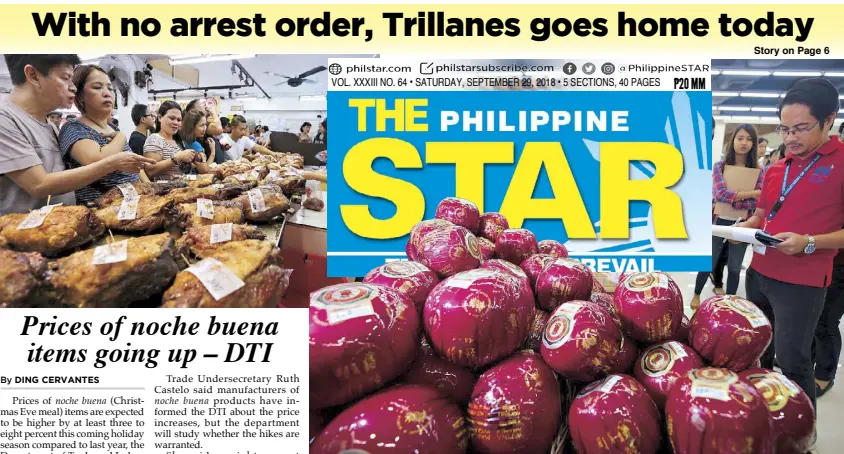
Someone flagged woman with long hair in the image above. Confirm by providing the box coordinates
[690,124,765,310]
[59,64,153,205]
[314,119,326,145]
[179,111,215,174]
[143,101,196,180]
[185,98,222,136]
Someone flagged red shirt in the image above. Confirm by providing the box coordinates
[750,136,844,287]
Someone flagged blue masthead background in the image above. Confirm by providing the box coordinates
[327,90,713,277]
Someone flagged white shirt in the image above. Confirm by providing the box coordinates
[220,134,256,160]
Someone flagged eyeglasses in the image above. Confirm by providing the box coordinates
[775,121,819,138]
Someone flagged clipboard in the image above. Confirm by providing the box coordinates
[714,165,761,219]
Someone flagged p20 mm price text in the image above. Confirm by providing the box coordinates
[673,77,706,90]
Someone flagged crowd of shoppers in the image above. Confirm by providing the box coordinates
[0,54,288,215]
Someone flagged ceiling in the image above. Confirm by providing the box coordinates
[0,54,376,99]
[712,59,844,122]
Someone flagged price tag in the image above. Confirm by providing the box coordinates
[117,183,139,202]
[234,173,249,182]
[667,341,687,359]
[326,301,376,325]
[185,174,198,181]
[267,169,279,181]
[598,375,623,394]
[186,258,245,300]
[210,223,233,244]
[196,198,215,220]
[753,244,767,256]
[249,169,261,180]
[117,199,138,221]
[211,184,225,189]
[444,269,496,289]
[17,204,61,230]
[284,166,303,177]
[90,239,128,265]
[690,384,730,402]
[247,189,267,213]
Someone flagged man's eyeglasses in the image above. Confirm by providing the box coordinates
[775,121,819,138]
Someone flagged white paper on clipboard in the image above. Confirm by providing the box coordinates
[711,225,766,246]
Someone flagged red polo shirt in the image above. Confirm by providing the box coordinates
[750,136,844,288]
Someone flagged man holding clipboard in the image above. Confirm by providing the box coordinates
[735,78,844,411]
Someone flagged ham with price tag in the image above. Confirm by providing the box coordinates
[185,257,245,300]
[210,223,233,244]
[117,183,139,202]
[247,189,267,213]
[17,204,61,230]
[90,239,129,265]
[117,199,138,221]
[196,198,215,220]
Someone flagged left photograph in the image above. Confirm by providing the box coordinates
[0,53,352,308]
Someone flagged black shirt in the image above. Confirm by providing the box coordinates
[129,131,147,155]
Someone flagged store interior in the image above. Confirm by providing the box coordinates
[694,59,844,453]
[712,59,844,160]
[0,53,360,134]
[0,53,371,308]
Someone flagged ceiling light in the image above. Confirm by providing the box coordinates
[712,91,739,97]
[713,115,731,121]
[730,115,762,121]
[720,70,771,76]
[824,72,844,77]
[751,107,778,112]
[739,92,782,98]
[772,71,823,77]
[169,54,256,66]
[299,94,327,101]
[717,106,752,112]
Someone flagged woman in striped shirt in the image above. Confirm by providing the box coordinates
[60,64,148,206]
[143,101,197,180]
[690,124,765,311]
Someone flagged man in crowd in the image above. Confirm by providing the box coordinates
[129,103,155,155]
[220,115,278,159]
[737,78,844,410]
[0,54,153,214]
[46,110,62,129]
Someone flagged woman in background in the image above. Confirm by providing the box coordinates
[763,143,785,169]
[60,64,151,205]
[179,111,216,174]
[690,124,764,310]
[299,121,313,143]
[314,119,326,145]
[185,98,222,136]
[143,101,196,180]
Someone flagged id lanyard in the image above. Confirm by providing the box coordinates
[764,153,822,229]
